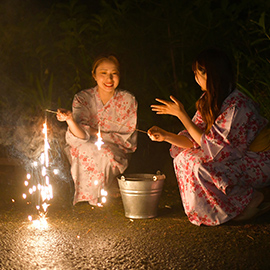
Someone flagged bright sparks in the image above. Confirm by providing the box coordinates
[53,169,59,175]
[93,124,107,207]
[99,188,108,206]
[22,115,55,230]
[95,124,104,150]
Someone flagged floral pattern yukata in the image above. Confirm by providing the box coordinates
[170,89,270,226]
[66,86,137,206]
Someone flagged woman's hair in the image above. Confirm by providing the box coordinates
[91,55,120,77]
[192,48,236,133]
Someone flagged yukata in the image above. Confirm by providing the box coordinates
[65,86,137,206]
[170,89,270,226]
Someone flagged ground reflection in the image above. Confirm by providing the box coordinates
[15,222,67,269]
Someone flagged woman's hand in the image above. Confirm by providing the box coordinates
[56,108,86,139]
[150,95,203,147]
[147,126,167,142]
[151,96,186,118]
[56,108,73,122]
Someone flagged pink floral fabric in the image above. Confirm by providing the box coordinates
[170,89,270,226]
[66,86,137,205]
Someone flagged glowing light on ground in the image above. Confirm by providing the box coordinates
[29,214,49,230]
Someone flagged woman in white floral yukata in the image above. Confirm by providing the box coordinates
[148,48,270,226]
[57,55,137,206]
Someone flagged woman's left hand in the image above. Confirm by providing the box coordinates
[151,96,186,118]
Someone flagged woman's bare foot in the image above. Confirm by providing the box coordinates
[246,190,264,208]
[233,190,264,221]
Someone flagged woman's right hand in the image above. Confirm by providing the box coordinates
[147,126,167,142]
[56,108,73,122]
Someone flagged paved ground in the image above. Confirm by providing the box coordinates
[1,164,270,270]
[1,137,270,270]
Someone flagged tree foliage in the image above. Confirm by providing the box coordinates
[0,0,269,129]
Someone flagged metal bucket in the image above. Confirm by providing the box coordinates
[117,173,166,219]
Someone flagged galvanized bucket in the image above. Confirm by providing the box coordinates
[117,173,166,219]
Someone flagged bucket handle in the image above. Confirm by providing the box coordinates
[153,174,166,181]
[153,170,166,181]
[120,172,165,182]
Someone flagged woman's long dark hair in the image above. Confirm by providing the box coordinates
[192,48,236,133]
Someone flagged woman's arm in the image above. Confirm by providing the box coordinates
[148,126,193,148]
[57,109,93,139]
[151,96,203,146]
[176,108,203,146]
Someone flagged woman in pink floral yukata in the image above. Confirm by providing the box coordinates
[57,55,137,206]
[148,48,270,226]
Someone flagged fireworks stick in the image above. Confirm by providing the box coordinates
[45,110,148,133]
[45,109,58,114]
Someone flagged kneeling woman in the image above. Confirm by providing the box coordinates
[57,55,137,206]
[148,48,270,226]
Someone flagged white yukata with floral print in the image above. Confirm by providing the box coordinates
[170,89,270,226]
[66,86,137,206]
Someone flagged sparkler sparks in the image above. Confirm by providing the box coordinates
[95,124,104,150]
[100,188,108,204]
[22,112,55,229]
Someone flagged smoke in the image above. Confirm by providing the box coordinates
[0,105,72,184]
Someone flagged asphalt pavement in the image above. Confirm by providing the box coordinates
[1,161,270,270]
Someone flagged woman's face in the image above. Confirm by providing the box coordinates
[194,63,207,91]
[93,60,120,95]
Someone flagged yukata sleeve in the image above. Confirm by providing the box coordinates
[102,97,138,153]
[200,105,242,162]
[170,111,206,158]
[66,93,91,147]
[201,94,269,163]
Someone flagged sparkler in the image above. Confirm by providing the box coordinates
[104,119,147,134]
[135,128,147,134]
[45,109,147,133]
[45,109,58,114]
